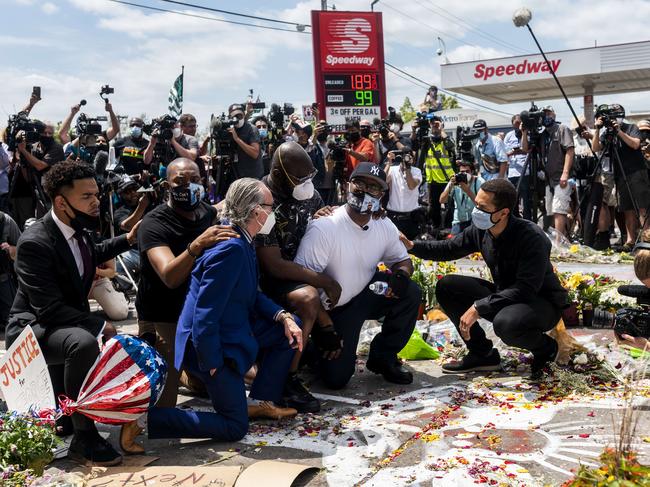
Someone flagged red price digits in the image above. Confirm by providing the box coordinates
[350,74,378,90]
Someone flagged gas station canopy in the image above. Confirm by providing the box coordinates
[441,40,650,105]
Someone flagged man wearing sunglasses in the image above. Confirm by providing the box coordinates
[227,103,263,180]
[256,141,340,413]
[295,162,420,390]
[401,179,568,381]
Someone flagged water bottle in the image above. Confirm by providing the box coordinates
[369,281,389,295]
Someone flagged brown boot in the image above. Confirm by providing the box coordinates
[248,401,297,420]
[119,420,144,455]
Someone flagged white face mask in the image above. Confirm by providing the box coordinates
[236,118,245,129]
[257,207,276,235]
[390,123,400,133]
[292,179,314,201]
[616,117,625,125]
[173,127,182,138]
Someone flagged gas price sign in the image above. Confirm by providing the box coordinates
[312,11,387,132]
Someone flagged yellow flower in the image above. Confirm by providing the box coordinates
[569,244,580,254]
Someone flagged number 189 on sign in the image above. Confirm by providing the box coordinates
[354,90,374,106]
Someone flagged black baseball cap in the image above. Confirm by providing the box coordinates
[350,162,388,190]
[118,176,138,193]
[472,119,487,130]
[228,103,245,116]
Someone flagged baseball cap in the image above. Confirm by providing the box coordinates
[472,119,487,130]
[228,103,245,116]
[350,162,388,191]
[118,176,138,193]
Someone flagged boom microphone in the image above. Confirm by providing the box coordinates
[617,285,650,300]
[94,150,109,177]
[79,99,87,106]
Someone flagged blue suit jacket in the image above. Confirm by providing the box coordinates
[175,235,282,376]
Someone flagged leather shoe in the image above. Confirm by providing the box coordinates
[282,373,320,413]
[55,415,74,437]
[366,357,413,385]
[120,420,145,455]
[68,431,122,466]
[248,401,297,420]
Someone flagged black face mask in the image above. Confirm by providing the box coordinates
[346,132,361,143]
[170,183,204,212]
[430,133,442,143]
[62,196,99,232]
[360,127,371,138]
[96,144,109,153]
[317,133,328,143]
[514,128,522,139]
[40,135,54,147]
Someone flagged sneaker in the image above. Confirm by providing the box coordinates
[366,357,413,385]
[282,374,320,413]
[530,339,559,381]
[68,431,123,467]
[442,349,502,374]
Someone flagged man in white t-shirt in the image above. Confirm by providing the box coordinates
[295,162,421,390]
[384,150,423,239]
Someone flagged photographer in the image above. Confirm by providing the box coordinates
[253,115,272,175]
[0,211,21,331]
[504,114,531,220]
[522,106,575,242]
[113,177,152,234]
[419,117,456,229]
[312,120,335,203]
[439,161,484,235]
[473,119,508,181]
[11,122,64,229]
[179,113,197,137]
[402,179,568,380]
[114,118,149,176]
[58,101,120,146]
[344,120,375,174]
[591,105,649,251]
[143,119,199,168]
[377,113,412,163]
[226,103,263,180]
[384,150,422,239]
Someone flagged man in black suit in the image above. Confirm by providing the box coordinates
[5,161,139,466]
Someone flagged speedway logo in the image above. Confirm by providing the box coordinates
[474,58,562,81]
[324,17,376,67]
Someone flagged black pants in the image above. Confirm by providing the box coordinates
[0,275,16,330]
[387,210,420,240]
[41,326,101,432]
[317,272,421,390]
[435,275,560,358]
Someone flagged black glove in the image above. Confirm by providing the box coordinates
[312,324,342,352]
[388,269,410,298]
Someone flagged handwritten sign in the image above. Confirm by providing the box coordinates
[0,325,55,412]
[86,466,241,487]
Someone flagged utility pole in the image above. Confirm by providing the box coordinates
[321,0,327,10]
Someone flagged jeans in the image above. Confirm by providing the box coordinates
[435,275,560,358]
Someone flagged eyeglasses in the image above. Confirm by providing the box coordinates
[289,169,318,185]
[351,178,384,196]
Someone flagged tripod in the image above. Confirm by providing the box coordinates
[104,187,139,292]
[515,135,546,224]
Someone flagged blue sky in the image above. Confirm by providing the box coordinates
[2,0,650,132]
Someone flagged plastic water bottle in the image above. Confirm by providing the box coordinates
[369,281,389,295]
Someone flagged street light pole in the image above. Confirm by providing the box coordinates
[371,0,380,12]
[322,0,327,10]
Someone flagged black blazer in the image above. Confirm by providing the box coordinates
[5,211,131,347]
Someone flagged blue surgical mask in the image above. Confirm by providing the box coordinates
[347,191,381,214]
[543,116,555,127]
[130,126,142,138]
[258,128,268,138]
[479,132,487,142]
[471,206,501,230]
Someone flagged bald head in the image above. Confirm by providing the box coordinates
[269,142,316,196]
[167,158,199,177]
[166,158,201,190]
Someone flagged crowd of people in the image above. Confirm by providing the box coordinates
[1,89,650,467]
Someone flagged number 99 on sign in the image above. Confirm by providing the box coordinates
[354,90,374,106]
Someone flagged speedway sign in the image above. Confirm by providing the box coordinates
[312,10,387,132]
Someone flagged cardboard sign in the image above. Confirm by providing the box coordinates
[235,461,317,487]
[87,466,242,487]
[0,325,55,412]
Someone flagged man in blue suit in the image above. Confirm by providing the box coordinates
[123,178,302,446]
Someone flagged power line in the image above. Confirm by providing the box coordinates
[157,0,307,27]
[417,0,527,55]
[385,61,514,116]
[105,0,309,34]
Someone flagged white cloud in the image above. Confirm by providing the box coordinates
[42,2,59,15]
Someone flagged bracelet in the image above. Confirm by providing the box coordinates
[186,242,200,259]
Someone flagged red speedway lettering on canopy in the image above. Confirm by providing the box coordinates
[474,58,562,81]
[325,54,375,66]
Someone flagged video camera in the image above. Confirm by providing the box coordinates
[593,285,650,338]
[5,113,44,152]
[520,102,545,132]
[268,103,295,127]
[595,104,626,130]
[455,126,480,164]
[76,113,104,137]
[373,106,399,138]
[210,114,238,140]
[414,109,441,140]
[144,114,177,141]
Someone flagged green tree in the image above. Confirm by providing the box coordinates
[399,96,416,123]
[441,94,461,109]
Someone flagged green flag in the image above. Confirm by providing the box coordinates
[168,70,183,117]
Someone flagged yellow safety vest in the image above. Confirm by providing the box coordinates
[425,142,454,184]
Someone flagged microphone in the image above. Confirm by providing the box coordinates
[617,285,650,299]
[79,99,87,107]
[93,150,109,177]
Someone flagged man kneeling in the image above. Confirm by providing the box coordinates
[402,179,568,380]
[295,162,421,390]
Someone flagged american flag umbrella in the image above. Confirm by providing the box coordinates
[59,335,167,424]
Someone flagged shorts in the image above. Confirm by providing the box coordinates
[599,172,617,208]
[616,169,650,211]
[260,276,309,305]
[545,183,573,215]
